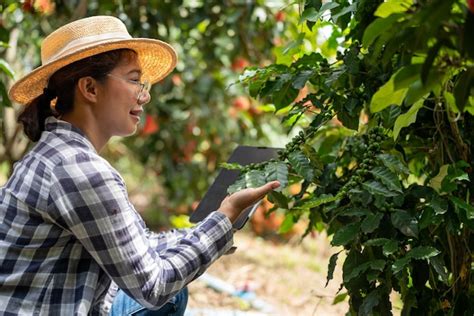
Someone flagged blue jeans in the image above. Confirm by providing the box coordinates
[109,288,188,316]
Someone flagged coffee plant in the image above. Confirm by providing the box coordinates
[230,0,474,314]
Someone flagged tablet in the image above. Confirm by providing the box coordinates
[190,145,281,229]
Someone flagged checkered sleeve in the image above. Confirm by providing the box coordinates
[48,153,234,309]
[145,228,192,253]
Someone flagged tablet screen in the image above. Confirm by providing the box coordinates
[190,146,281,229]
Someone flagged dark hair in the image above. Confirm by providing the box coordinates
[17,49,136,142]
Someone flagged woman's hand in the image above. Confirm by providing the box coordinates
[218,181,280,223]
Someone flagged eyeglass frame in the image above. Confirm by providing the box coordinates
[106,73,151,102]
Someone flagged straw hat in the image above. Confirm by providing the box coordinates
[9,15,177,105]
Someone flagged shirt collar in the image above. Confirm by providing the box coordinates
[44,116,97,153]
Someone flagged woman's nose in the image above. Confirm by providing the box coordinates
[138,90,151,105]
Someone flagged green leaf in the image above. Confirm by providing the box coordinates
[450,196,474,220]
[281,33,304,57]
[269,73,292,91]
[428,194,448,215]
[429,165,449,193]
[219,162,244,170]
[409,246,440,260]
[364,238,390,247]
[292,70,314,89]
[392,256,411,274]
[391,210,418,238]
[441,162,470,193]
[228,175,247,194]
[325,252,339,287]
[239,68,265,83]
[302,144,324,170]
[405,72,441,107]
[421,41,443,85]
[405,78,437,105]
[347,188,372,206]
[419,207,436,229]
[344,259,386,283]
[294,194,337,210]
[360,290,381,315]
[279,213,296,234]
[453,68,474,112]
[444,91,459,114]
[332,292,348,305]
[465,96,474,115]
[374,0,413,18]
[379,105,401,128]
[300,2,340,23]
[429,255,448,284]
[245,169,266,188]
[377,154,410,175]
[370,69,408,113]
[331,3,356,23]
[241,69,264,97]
[366,270,380,282]
[361,213,384,233]
[370,166,403,192]
[248,79,265,98]
[294,52,325,68]
[362,180,399,197]
[240,66,282,97]
[343,208,372,217]
[256,68,285,95]
[331,222,360,246]
[300,8,318,23]
[383,240,398,256]
[392,98,424,140]
[265,162,289,191]
[0,59,15,79]
[365,238,398,256]
[273,81,299,111]
[267,191,289,209]
[288,150,314,182]
[362,14,402,48]
[393,64,421,91]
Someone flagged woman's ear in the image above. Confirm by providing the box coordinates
[77,77,99,103]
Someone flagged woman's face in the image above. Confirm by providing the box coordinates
[94,54,150,139]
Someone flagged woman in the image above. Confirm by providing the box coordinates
[0,16,279,315]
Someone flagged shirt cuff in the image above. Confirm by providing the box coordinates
[195,210,234,255]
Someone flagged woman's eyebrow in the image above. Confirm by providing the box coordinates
[126,69,142,76]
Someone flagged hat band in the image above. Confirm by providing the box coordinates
[43,32,133,64]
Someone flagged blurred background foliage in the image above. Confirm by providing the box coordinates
[0,0,306,227]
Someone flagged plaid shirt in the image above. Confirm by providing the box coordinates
[0,117,234,315]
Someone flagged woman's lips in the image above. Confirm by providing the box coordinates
[130,109,143,121]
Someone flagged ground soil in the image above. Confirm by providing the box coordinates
[187,230,349,316]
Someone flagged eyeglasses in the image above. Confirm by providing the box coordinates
[107,73,151,102]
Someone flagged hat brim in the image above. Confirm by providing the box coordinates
[9,38,177,105]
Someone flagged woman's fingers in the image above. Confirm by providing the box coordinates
[231,181,280,210]
[252,181,280,200]
[218,181,281,223]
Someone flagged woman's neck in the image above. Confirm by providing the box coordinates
[61,109,109,152]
